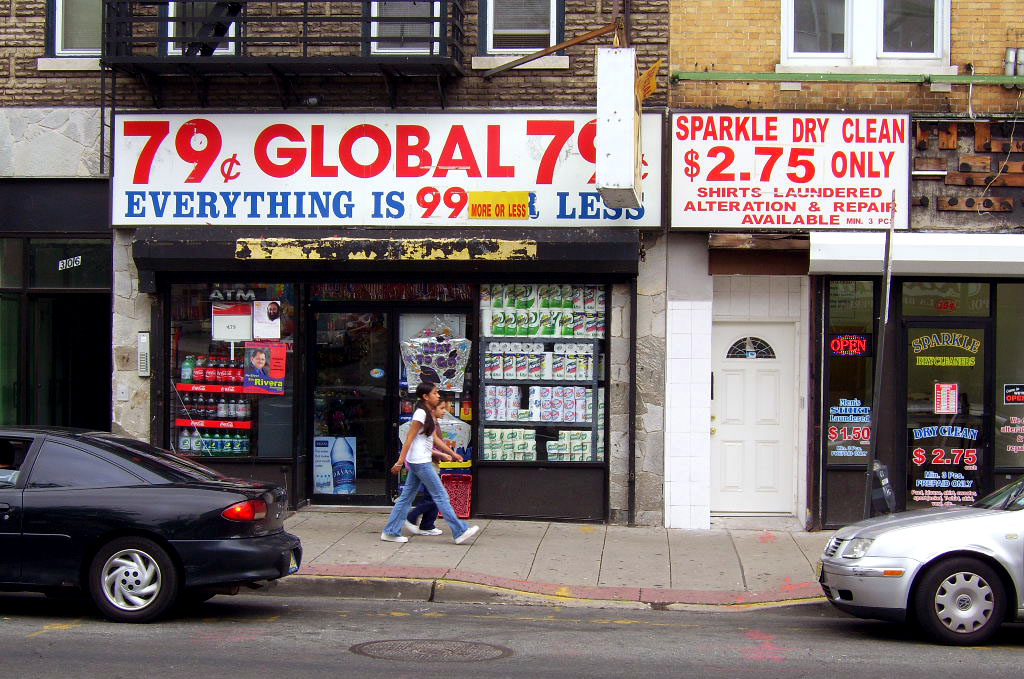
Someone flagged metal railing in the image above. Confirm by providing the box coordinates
[103,0,465,63]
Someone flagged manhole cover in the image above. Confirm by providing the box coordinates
[350,639,512,662]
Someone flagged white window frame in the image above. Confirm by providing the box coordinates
[166,0,239,56]
[54,0,101,56]
[779,0,953,74]
[369,1,442,55]
[485,0,558,55]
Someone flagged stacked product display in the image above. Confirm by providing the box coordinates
[477,282,607,464]
[173,353,253,457]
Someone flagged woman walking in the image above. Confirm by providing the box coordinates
[381,382,479,544]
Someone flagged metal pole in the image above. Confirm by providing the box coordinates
[862,193,897,518]
[627,276,637,526]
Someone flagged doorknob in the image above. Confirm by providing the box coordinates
[710,427,717,435]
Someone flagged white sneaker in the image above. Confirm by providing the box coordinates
[404,520,425,535]
[453,524,479,544]
[421,528,443,536]
[380,533,408,543]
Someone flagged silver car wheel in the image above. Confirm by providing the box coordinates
[932,571,994,634]
[100,548,163,612]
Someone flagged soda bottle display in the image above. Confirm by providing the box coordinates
[180,355,195,383]
[239,433,250,454]
[193,356,207,383]
[330,437,356,494]
[191,429,205,454]
[216,397,229,420]
[178,427,192,453]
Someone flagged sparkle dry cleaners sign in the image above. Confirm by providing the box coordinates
[112,112,662,227]
[671,112,909,230]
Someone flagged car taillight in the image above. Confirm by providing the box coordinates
[222,499,268,521]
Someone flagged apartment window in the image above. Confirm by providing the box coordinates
[484,0,559,54]
[54,0,102,56]
[370,0,441,54]
[781,0,949,72]
[167,0,239,56]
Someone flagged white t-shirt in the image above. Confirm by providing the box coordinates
[406,408,435,464]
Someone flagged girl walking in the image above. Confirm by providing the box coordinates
[381,382,479,544]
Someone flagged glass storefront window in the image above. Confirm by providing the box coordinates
[169,283,296,458]
[311,283,473,302]
[825,280,875,466]
[905,325,986,508]
[902,281,990,317]
[0,295,18,425]
[0,240,23,288]
[29,239,111,289]
[995,284,1024,468]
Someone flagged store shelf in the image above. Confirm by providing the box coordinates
[482,420,594,427]
[176,383,247,393]
[175,418,252,429]
[476,460,605,467]
[484,378,598,386]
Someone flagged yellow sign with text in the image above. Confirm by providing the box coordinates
[468,191,532,219]
[636,58,663,102]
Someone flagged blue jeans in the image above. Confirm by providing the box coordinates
[384,461,469,538]
[408,496,437,530]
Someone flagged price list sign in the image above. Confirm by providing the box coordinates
[671,112,910,230]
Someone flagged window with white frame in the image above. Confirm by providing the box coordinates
[484,0,558,54]
[54,0,102,56]
[370,0,441,54]
[781,0,950,72]
[167,0,239,56]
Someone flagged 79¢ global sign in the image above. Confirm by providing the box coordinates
[671,112,909,230]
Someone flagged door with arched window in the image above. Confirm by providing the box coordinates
[710,322,797,514]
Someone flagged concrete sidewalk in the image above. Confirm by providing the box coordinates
[268,508,835,611]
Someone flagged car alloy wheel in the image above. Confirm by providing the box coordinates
[914,557,1005,645]
[89,536,179,623]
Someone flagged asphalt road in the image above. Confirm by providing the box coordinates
[3,592,1024,678]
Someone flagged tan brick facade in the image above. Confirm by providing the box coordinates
[668,0,1024,115]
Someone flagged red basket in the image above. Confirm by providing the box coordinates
[441,473,472,519]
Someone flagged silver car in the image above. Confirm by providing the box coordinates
[820,477,1024,645]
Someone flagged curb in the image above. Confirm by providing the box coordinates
[256,565,832,612]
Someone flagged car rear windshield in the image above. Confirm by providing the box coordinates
[84,433,226,483]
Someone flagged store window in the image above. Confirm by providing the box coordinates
[995,284,1024,469]
[169,283,296,459]
[54,0,102,56]
[481,0,560,54]
[824,280,875,467]
[782,0,950,72]
[479,283,606,464]
[902,281,990,317]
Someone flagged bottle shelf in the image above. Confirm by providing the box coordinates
[482,420,593,427]
[175,418,252,430]
[176,383,247,393]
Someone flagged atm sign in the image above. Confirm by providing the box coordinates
[829,333,871,357]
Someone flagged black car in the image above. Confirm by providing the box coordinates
[0,427,302,622]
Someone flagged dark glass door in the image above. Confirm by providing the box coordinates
[28,294,111,429]
[310,310,393,502]
[905,324,990,509]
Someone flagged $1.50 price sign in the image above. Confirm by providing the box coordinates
[670,112,910,230]
[112,112,662,227]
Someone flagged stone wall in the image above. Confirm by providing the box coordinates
[607,233,666,526]
[111,228,154,439]
[0,107,100,176]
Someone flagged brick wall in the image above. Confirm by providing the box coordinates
[0,0,668,110]
[668,0,1024,115]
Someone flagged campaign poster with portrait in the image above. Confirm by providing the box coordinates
[244,341,287,395]
[253,300,282,340]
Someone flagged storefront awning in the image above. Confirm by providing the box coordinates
[132,227,641,291]
[810,231,1024,276]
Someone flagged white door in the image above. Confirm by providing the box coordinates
[710,322,796,514]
